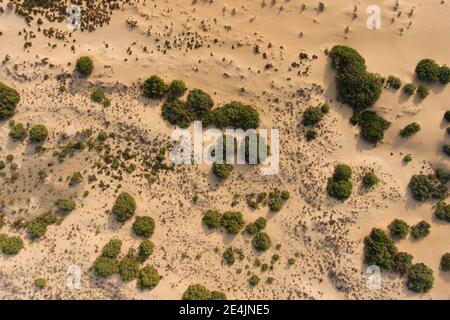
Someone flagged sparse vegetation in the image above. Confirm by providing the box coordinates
[417,85,429,99]
[245,217,267,235]
[249,275,260,286]
[352,111,390,144]
[26,211,58,240]
[223,247,236,265]
[0,234,24,255]
[34,278,46,289]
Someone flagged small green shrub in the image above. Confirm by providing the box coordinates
[252,232,272,251]
[212,162,233,181]
[440,253,450,272]
[56,198,76,212]
[102,239,122,258]
[333,164,352,181]
[223,247,236,265]
[143,75,168,99]
[302,107,324,126]
[0,234,24,255]
[221,211,245,234]
[119,257,140,281]
[306,129,318,141]
[34,278,46,289]
[363,171,379,188]
[327,179,353,201]
[137,240,154,262]
[249,275,260,286]
[29,124,49,143]
[133,216,155,238]
[400,122,421,137]
[26,211,57,240]
[388,219,409,240]
[403,83,416,96]
[415,59,440,82]
[438,65,450,84]
[93,256,119,277]
[69,172,82,185]
[208,101,260,130]
[9,122,27,141]
[403,154,412,163]
[161,99,193,128]
[410,221,431,240]
[394,252,413,276]
[245,217,267,235]
[90,89,105,103]
[417,85,429,99]
[387,75,402,89]
[186,89,214,119]
[406,263,434,293]
[0,82,20,119]
[112,192,137,222]
[182,284,227,300]
[202,210,222,229]
[363,228,397,271]
[435,168,450,183]
[210,291,227,300]
[137,266,160,290]
[321,103,330,114]
[167,80,187,100]
[75,56,94,76]
[434,201,450,222]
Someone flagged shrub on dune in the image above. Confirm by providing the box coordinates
[143,75,168,99]
[161,99,193,128]
[137,266,160,290]
[167,80,187,100]
[202,209,222,229]
[406,263,434,293]
[0,82,20,120]
[29,124,49,143]
[220,211,245,234]
[112,192,136,222]
[400,122,421,138]
[186,89,214,119]
[208,101,260,130]
[132,216,155,238]
[9,122,26,141]
[415,59,440,82]
[75,56,94,76]
[363,228,397,271]
[388,219,409,240]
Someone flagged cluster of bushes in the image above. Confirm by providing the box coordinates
[208,101,260,130]
[26,211,58,240]
[182,284,227,300]
[415,59,450,84]
[364,228,434,293]
[411,221,431,240]
[245,217,267,235]
[408,173,448,202]
[327,164,353,201]
[351,111,390,144]
[362,171,379,188]
[0,81,20,120]
[0,233,24,255]
[267,189,290,212]
[90,88,110,107]
[133,216,155,238]
[112,192,137,222]
[76,56,94,76]
[329,45,382,111]
[9,122,48,143]
[202,210,245,234]
[400,122,421,138]
[302,104,329,126]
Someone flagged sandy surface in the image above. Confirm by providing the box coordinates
[0,0,449,300]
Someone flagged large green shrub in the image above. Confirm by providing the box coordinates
[408,174,447,202]
[0,82,20,119]
[161,99,193,128]
[220,211,245,234]
[137,266,160,290]
[9,122,27,141]
[186,89,214,118]
[102,239,122,258]
[394,252,413,276]
[440,253,450,272]
[434,201,450,222]
[411,221,430,240]
[143,75,168,99]
[132,216,155,238]
[252,232,272,251]
[388,219,409,240]
[182,284,226,300]
[29,124,49,143]
[0,234,24,255]
[329,45,366,74]
[415,59,440,82]
[333,164,352,181]
[406,263,434,293]
[438,65,450,84]
[400,122,421,138]
[112,192,137,222]
[75,56,94,76]
[26,211,58,240]
[93,256,119,277]
[354,111,390,144]
[137,240,154,262]
[167,80,187,100]
[209,101,260,130]
[202,209,222,229]
[302,106,324,126]
[363,228,397,271]
[119,257,140,281]
[363,171,379,188]
[327,179,353,201]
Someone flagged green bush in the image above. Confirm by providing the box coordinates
[9,122,27,141]
[444,111,450,122]
[137,240,154,262]
[223,247,236,265]
[252,232,272,251]
[249,275,260,286]
[0,234,24,255]
[434,201,450,222]
[182,284,226,300]
[333,164,352,181]
[34,278,46,289]
[403,83,416,96]
[327,179,353,201]
[212,162,233,181]
[415,59,440,82]
[363,228,397,271]
[388,219,409,240]
[0,82,20,119]
[69,172,82,185]
[387,75,402,89]
[202,209,222,229]
[75,56,94,76]
[143,75,168,99]
[440,253,450,271]
[306,129,318,141]
[102,239,122,258]
[208,101,260,130]
[186,89,214,119]
[133,216,155,238]
[221,211,245,234]
[321,103,330,114]
[408,174,447,202]
[302,107,323,126]
[161,99,193,128]
[417,85,429,99]
[329,45,366,74]
[93,256,119,277]
[411,221,430,240]
[400,122,421,137]
[168,80,187,100]
[90,89,105,103]
[439,65,450,84]
[363,171,379,188]
[394,252,413,276]
[246,217,267,235]
[435,168,450,183]
[443,144,450,156]
[29,124,49,143]
[26,211,57,240]
[119,257,140,281]
[403,154,412,163]
[406,263,434,293]
[56,198,76,212]
[137,266,160,290]
[210,291,227,300]
[112,192,137,222]
[354,111,390,144]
